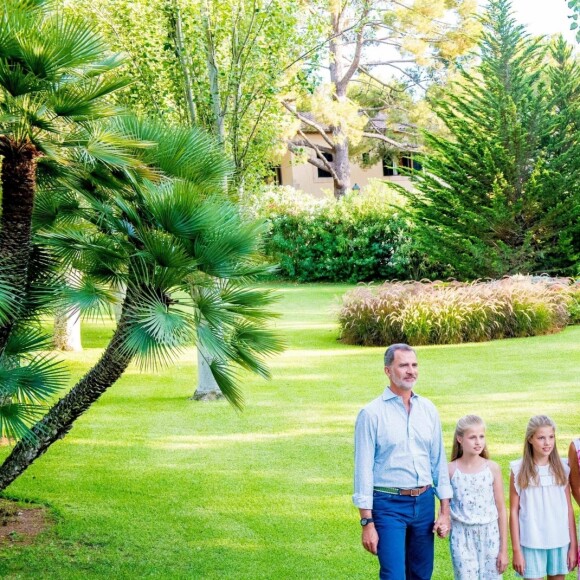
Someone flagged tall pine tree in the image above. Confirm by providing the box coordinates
[540,36,580,273]
[406,0,579,279]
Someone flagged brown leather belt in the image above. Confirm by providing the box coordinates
[374,484,431,497]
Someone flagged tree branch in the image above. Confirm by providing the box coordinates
[288,131,339,181]
[362,131,418,149]
[281,101,335,149]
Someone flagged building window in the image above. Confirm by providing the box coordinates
[264,165,283,185]
[317,152,333,178]
[401,155,422,172]
[383,156,395,176]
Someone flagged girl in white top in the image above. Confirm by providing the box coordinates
[510,415,578,579]
[448,415,508,579]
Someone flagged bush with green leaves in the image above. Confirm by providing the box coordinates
[242,185,415,283]
[339,277,576,346]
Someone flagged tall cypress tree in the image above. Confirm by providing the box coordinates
[540,36,580,273]
[406,0,578,279]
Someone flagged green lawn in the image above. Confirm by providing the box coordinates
[0,283,578,579]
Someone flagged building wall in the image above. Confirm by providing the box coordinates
[280,133,413,197]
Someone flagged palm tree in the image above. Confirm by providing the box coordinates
[0,0,142,438]
[0,4,283,489]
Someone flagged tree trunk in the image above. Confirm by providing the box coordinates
[328,8,351,200]
[53,268,83,352]
[201,0,225,143]
[53,309,82,352]
[0,288,137,492]
[0,139,39,351]
[333,139,350,199]
[169,0,197,124]
[192,344,223,401]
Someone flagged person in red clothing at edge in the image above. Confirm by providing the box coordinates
[353,343,452,579]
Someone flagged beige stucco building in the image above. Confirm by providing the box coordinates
[277,117,418,197]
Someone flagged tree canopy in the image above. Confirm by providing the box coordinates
[402,0,579,279]
[0,0,283,491]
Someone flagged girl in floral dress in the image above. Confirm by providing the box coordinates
[448,415,508,579]
[569,436,580,579]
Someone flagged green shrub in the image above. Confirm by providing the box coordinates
[241,186,415,282]
[339,277,575,346]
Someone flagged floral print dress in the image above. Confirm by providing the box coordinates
[449,463,502,579]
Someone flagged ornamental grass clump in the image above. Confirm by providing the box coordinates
[338,277,575,347]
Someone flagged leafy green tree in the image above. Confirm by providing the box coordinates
[403,0,579,279]
[283,0,479,198]
[0,2,282,490]
[72,0,305,192]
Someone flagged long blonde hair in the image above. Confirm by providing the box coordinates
[517,415,567,490]
[451,415,489,461]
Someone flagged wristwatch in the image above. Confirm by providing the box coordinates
[360,517,374,526]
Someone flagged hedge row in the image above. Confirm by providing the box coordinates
[339,277,579,346]
[241,186,414,282]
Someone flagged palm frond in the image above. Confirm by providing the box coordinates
[195,323,236,362]
[19,14,108,80]
[111,116,232,189]
[0,403,43,442]
[0,61,41,97]
[50,76,128,120]
[119,286,196,369]
[33,187,81,229]
[0,273,19,324]
[207,360,243,410]
[141,180,218,239]
[0,354,67,403]
[5,327,54,357]
[60,276,117,318]
[136,230,193,271]
[217,283,281,320]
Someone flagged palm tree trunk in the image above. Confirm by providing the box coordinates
[193,344,223,401]
[0,291,135,492]
[0,139,39,350]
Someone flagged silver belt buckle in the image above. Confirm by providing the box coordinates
[410,487,420,497]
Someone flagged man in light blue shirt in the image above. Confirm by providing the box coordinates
[353,343,452,579]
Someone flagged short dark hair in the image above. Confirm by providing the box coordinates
[384,343,416,367]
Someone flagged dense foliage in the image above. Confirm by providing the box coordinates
[71,0,305,192]
[339,277,577,346]
[402,0,580,279]
[243,186,415,283]
[0,0,282,491]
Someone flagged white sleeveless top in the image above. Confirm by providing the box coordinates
[450,463,498,525]
[510,458,570,549]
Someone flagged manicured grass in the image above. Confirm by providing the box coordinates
[0,283,578,579]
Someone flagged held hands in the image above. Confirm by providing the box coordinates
[433,512,451,538]
[361,524,379,555]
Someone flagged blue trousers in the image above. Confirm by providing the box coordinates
[372,488,435,580]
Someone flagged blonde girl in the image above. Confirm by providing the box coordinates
[569,436,580,579]
[448,415,508,579]
[510,415,578,579]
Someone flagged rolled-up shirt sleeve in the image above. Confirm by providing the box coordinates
[430,411,452,500]
[353,408,376,509]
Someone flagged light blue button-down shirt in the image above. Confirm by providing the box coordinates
[353,387,453,509]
